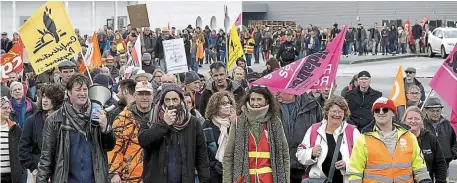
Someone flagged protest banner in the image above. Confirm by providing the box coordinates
[389,65,407,107]
[227,24,244,71]
[1,38,24,78]
[250,26,347,95]
[429,43,457,114]
[163,38,188,74]
[19,1,82,74]
[310,26,347,89]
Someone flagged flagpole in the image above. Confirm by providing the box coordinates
[80,51,93,85]
[421,89,434,110]
[327,82,335,100]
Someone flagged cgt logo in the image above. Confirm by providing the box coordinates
[33,6,68,54]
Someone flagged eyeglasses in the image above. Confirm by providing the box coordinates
[221,101,232,106]
[405,71,415,74]
[329,110,344,115]
[408,92,420,95]
[374,108,389,114]
[154,75,163,78]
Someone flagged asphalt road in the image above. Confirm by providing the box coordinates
[198,55,453,117]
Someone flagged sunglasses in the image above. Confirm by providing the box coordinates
[405,71,415,74]
[374,108,389,114]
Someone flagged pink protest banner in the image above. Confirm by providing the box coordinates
[429,43,457,115]
[451,110,457,140]
[234,13,242,27]
[251,26,347,95]
[310,26,347,89]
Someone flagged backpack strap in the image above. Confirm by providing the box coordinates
[310,122,322,147]
[345,124,356,156]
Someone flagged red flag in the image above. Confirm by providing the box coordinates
[250,26,348,95]
[310,27,347,89]
[404,19,415,45]
[1,38,24,78]
[429,43,457,117]
[168,22,172,35]
[420,16,429,27]
[234,13,242,27]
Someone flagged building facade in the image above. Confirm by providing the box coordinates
[243,1,457,30]
[0,1,242,37]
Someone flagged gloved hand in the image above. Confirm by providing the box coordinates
[208,142,217,153]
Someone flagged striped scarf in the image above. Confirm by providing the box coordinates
[152,104,190,131]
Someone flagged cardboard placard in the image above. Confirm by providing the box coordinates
[127,4,150,28]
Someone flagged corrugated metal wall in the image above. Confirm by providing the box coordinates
[243,1,457,28]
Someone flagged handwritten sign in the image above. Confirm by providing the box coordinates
[19,1,82,74]
[163,38,188,74]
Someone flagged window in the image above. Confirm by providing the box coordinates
[444,30,457,38]
[210,16,217,30]
[196,16,202,28]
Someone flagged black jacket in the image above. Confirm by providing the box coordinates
[4,121,23,183]
[276,41,299,65]
[417,129,448,183]
[198,80,245,115]
[37,107,116,183]
[138,115,210,183]
[142,61,157,74]
[412,24,423,39]
[403,77,426,101]
[345,86,383,131]
[143,34,156,57]
[154,36,171,59]
[1,38,13,53]
[202,120,225,181]
[424,116,457,161]
[19,112,46,173]
[279,93,323,170]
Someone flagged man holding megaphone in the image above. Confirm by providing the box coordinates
[36,74,115,183]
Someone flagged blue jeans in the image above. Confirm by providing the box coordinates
[254,46,260,62]
[245,54,252,66]
[204,48,209,63]
[390,39,397,54]
[219,50,226,63]
[348,42,354,54]
[191,56,198,73]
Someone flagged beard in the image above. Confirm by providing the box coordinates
[165,103,184,120]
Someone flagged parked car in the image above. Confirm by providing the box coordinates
[428,27,457,58]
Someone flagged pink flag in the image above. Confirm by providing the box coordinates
[234,13,242,27]
[250,26,347,95]
[451,110,457,140]
[310,28,346,89]
[429,44,457,117]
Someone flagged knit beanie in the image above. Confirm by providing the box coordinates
[142,53,152,61]
[93,74,111,88]
[371,97,397,114]
[184,71,200,85]
[160,83,185,105]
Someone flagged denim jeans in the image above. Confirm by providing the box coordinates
[219,50,226,63]
[245,54,252,66]
[348,42,354,54]
[254,46,260,62]
[159,58,167,73]
[191,56,198,73]
[204,48,209,63]
[400,43,407,53]
[390,39,397,54]
[343,42,348,55]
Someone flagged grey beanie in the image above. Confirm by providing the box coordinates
[184,71,200,85]
[142,53,152,61]
[160,83,185,105]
